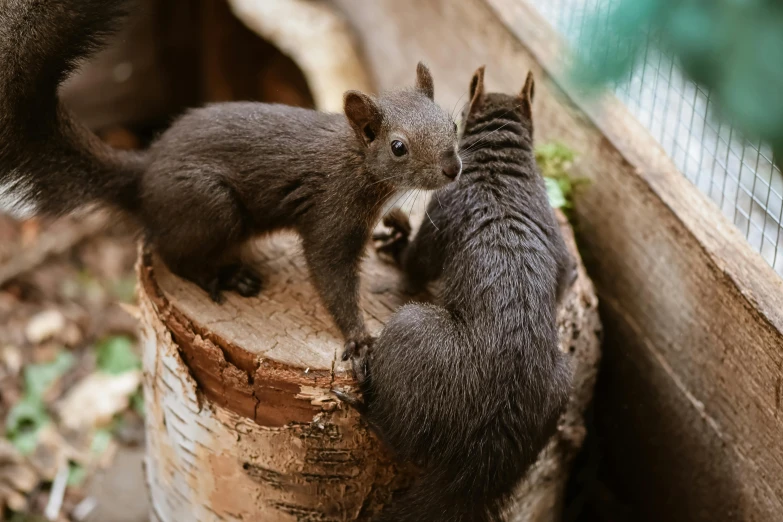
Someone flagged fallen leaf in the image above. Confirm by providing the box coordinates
[0,462,38,493]
[1,345,23,376]
[23,352,75,399]
[1,483,29,512]
[28,425,69,482]
[25,311,66,345]
[0,440,40,514]
[56,371,141,431]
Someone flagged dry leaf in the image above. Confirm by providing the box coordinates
[25,310,66,344]
[0,483,29,512]
[0,440,39,513]
[56,371,141,431]
[29,425,69,482]
[0,463,38,493]
[1,345,23,375]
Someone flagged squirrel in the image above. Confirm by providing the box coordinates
[0,0,462,357]
[337,67,577,521]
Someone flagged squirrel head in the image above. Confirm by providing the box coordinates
[343,62,461,190]
[460,66,536,144]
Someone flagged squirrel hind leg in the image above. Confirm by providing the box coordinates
[160,249,262,303]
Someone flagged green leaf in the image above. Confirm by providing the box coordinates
[24,350,75,398]
[90,428,113,456]
[67,461,87,487]
[111,276,137,304]
[5,395,51,455]
[9,425,47,455]
[535,141,586,210]
[545,178,567,209]
[131,388,145,417]
[96,336,140,375]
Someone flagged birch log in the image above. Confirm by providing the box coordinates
[137,207,600,522]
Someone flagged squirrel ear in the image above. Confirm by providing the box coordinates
[467,65,486,115]
[344,90,382,146]
[519,71,535,120]
[415,62,435,100]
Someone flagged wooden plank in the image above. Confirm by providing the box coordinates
[331,0,783,519]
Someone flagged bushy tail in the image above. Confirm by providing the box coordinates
[0,0,146,218]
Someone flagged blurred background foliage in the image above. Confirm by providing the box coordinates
[573,0,783,162]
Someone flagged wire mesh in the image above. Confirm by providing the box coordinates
[530,0,783,277]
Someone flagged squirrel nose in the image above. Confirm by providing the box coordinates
[441,152,462,180]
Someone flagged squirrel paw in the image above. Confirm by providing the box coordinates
[203,264,263,303]
[221,263,263,298]
[341,336,374,362]
[373,208,412,263]
[341,338,372,385]
[206,278,226,304]
[332,389,366,413]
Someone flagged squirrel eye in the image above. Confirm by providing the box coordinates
[453,122,458,134]
[391,140,408,157]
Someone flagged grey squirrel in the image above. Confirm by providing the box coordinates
[338,67,576,521]
[0,0,461,356]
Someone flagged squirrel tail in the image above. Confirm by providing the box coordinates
[373,468,508,522]
[0,0,146,218]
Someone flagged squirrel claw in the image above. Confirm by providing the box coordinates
[332,389,366,413]
[341,336,374,361]
[206,279,225,304]
[374,208,412,263]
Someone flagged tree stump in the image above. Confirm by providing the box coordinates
[137,209,600,522]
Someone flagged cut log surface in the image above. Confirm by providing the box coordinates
[138,210,600,522]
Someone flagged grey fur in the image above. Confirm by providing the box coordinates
[0,0,461,352]
[346,68,576,521]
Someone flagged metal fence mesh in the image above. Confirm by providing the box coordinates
[531,0,783,277]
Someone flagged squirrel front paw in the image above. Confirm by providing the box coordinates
[341,335,374,362]
[332,389,366,413]
[373,207,412,264]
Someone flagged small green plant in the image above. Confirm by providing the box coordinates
[5,351,75,454]
[110,276,137,304]
[96,336,141,375]
[535,142,588,213]
[95,336,145,422]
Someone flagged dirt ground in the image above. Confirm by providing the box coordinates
[0,212,149,522]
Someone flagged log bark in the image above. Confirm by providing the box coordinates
[137,208,600,521]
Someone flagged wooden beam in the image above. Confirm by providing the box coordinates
[332,0,783,519]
